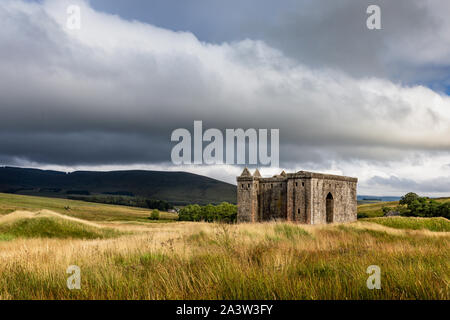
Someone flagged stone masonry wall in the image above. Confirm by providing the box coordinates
[259,178,287,221]
[237,169,357,224]
[237,177,259,222]
[310,177,357,224]
[286,178,311,223]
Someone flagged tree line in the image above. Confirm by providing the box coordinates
[178,202,237,223]
[383,192,449,219]
[67,195,174,211]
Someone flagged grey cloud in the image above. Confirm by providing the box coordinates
[91,0,450,86]
[0,0,449,179]
[368,175,450,194]
[0,132,170,165]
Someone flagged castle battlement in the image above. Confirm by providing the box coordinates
[236,169,358,224]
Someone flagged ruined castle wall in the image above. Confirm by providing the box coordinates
[237,178,259,222]
[335,180,357,223]
[310,177,357,224]
[287,178,311,223]
[286,179,295,221]
[237,170,357,224]
[259,178,287,221]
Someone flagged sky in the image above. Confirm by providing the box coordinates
[0,0,450,196]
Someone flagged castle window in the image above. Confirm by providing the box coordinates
[248,184,250,188]
[302,182,305,187]
[271,184,273,188]
[295,182,298,187]
[297,209,300,214]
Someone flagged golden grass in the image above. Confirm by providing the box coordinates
[0,193,177,222]
[0,219,448,300]
[0,210,101,228]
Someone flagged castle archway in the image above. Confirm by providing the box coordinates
[326,192,334,223]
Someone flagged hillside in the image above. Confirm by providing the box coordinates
[357,197,450,218]
[0,210,123,240]
[0,193,178,222]
[0,167,237,205]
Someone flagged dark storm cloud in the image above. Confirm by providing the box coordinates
[0,0,449,197]
[0,132,170,165]
[91,0,450,84]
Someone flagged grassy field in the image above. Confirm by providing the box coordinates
[0,193,177,222]
[0,193,448,300]
[357,197,450,218]
[361,216,450,232]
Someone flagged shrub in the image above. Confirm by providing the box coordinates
[178,202,237,223]
[150,209,160,220]
[398,193,450,219]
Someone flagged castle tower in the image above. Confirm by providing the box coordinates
[236,168,260,222]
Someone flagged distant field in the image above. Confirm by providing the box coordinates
[0,193,178,222]
[357,197,450,218]
[361,216,450,232]
[0,193,448,300]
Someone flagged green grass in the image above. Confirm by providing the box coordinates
[274,224,311,239]
[357,201,400,218]
[362,217,450,232]
[0,217,123,240]
[357,197,450,218]
[0,193,178,222]
[0,233,15,241]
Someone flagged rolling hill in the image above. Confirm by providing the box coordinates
[357,197,450,218]
[0,167,237,205]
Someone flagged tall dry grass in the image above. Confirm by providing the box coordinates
[0,220,448,300]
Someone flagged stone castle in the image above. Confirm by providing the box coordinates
[237,168,358,224]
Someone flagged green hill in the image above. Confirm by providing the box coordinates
[0,210,122,240]
[361,216,450,232]
[0,166,237,205]
[0,193,177,222]
[357,197,450,218]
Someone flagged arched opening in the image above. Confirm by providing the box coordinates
[326,192,334,223]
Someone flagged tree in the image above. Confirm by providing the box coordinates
[437,202,450,219]
[178,202,237,223]
[150,209,160,220]
[398,192,450,218]
[399,192,419,206]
